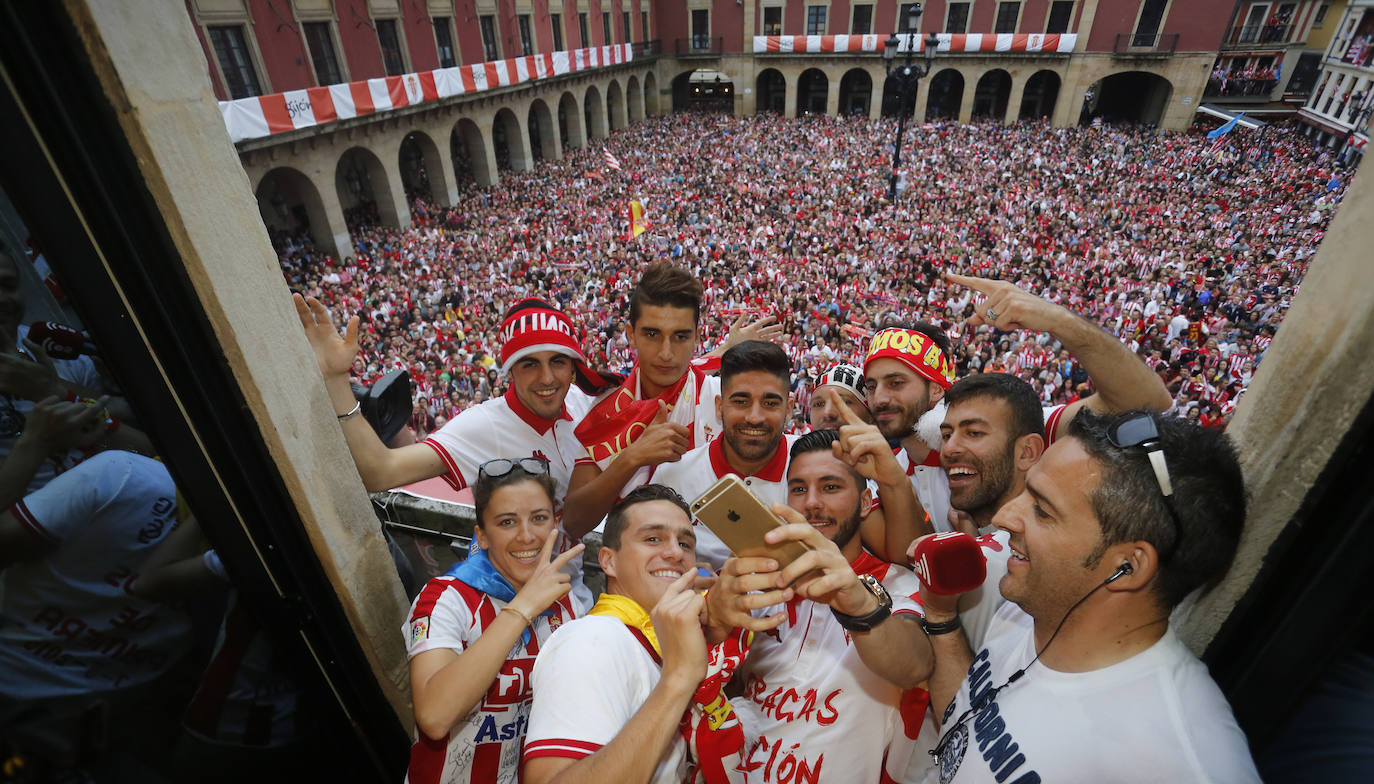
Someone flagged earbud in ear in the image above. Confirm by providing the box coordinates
[1105,562,1133,584]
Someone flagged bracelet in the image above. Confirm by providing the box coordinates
[336,401,362,421]
[500,606,532,625]
[919,615,963,636]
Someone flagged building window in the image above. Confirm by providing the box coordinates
[551,13,564,51]
[519,14,534,55]
[763,7,782,36]
[642,11,649,41]
[208,25,262,99]
[852,4,872,34]
[1132,0,1168,47]
[304,21,343,85]
[376,18,405,75]
[691,9,709,49]
[1314,4,1329,27]
[579,13,589,47]
[603,11,611,44]
[624,11,632,42]
[806,6,827,35]
[480,15,499,60]
[995,2,1020,34]
[1046,1,1074,34]
[432,18,457,68]
[946,2,970,34]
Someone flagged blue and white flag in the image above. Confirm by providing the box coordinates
[1207,113,1245,140]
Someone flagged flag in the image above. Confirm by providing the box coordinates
[604,148,622,172]
[628,200,649,239]
[1207,113,1244,140]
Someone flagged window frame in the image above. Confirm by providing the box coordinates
[432,17,457,69]
[945,1,971,34]
[207,24,263,99]
[375,17,407,76]
[806,5,828,36]
[851,3,873,34]
[994,1,1022,35]
[1045,0,1075,35]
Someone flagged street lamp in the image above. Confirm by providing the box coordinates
[884,3,939,201]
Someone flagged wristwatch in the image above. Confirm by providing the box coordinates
[831,574,893,632]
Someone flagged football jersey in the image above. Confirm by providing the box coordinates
[735,551,926,784]
[524,615,689,784]
[0,451,190,699]
[648,434,799,570]
[403,576,577,784]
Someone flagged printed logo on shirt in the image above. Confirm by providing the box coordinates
[410,616,429,644]
[483,658,535,708]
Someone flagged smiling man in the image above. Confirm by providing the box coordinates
[523,485,711,784]
[296,296,613,609]
[919,411,1260,783]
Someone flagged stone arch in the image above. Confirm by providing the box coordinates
[1082,71,1174,126]
[450,116,495,188]
[797,68,829,116]
[626,74,644,122]
[398,130,449,207]
[493,107,530,172]
[839,68,873,118]
[972,69,1012,121]
[925,68,964,121]
[1019,70,1062,121]
[643,71,660,116]
[756,68,786,114]
[255,166,336,257]
[558,90,585,150]
[607,79,627,131]
[335,146,399,230]
[528,98,559,161]
[671,69,734,112]
[585,83,607,139]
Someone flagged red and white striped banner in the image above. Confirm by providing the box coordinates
[752,33,1077,55]
[220,44,635,143]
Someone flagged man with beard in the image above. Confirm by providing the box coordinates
[865,272,1170,537]
[704,430,932,784]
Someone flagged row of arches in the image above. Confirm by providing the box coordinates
[254,71,661,256]
[752,66,1173,127]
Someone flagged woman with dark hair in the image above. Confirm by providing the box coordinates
[402,458,584,784]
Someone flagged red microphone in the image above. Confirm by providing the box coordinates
[908,532,987,596]
[27,321,97,361]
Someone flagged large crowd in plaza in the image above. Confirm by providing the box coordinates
[276,111,1349,437]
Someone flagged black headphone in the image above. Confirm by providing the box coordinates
[1104,562,1133,584]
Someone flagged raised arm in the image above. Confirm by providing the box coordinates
[561,401,688,538]
[945,272,1171,441]
[705,313,785,358]
[293,294,443,491]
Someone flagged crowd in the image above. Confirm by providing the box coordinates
[274,113,1350,438]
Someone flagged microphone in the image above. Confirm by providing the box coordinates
[909,532,987,595]
[27,321,98,360]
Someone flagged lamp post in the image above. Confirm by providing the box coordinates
[884,3,940,202]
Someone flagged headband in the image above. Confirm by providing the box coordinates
[864,328,955,390]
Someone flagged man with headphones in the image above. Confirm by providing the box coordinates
[914,410,1260,783]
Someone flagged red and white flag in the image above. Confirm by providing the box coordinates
[603,148,622,171]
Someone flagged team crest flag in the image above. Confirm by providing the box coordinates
[628,199,649,239]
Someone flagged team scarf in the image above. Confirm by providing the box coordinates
[445,545,555,645]
[588,592,751,784]
[574,355,720,469]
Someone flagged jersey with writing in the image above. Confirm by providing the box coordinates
[735,552,925,784]
[926,602,1260,784]
[423,388,592,610]
[525,615,690,784]
[403,576,577,784]
[0,451,190,699]
[649,435,799,570]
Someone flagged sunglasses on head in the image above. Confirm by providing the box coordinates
[479,457,551,479]
[1105,412,1183,558]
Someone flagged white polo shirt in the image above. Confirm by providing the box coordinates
[648,434,799,570]
[524,615,688,784]
[735,551,926,784]
[422,388,593,611]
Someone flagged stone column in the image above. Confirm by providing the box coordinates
[1005,73,1028,125]
[826,73,840,116]
[957,69,974,124]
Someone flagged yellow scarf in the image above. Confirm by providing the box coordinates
[588,593,659,655]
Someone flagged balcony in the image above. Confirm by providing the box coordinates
[632,39,662,58]
[675,36,724,56]
[1205,73,1280,101]
[1225,22,1295,48]
[1113,32,1179,57]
